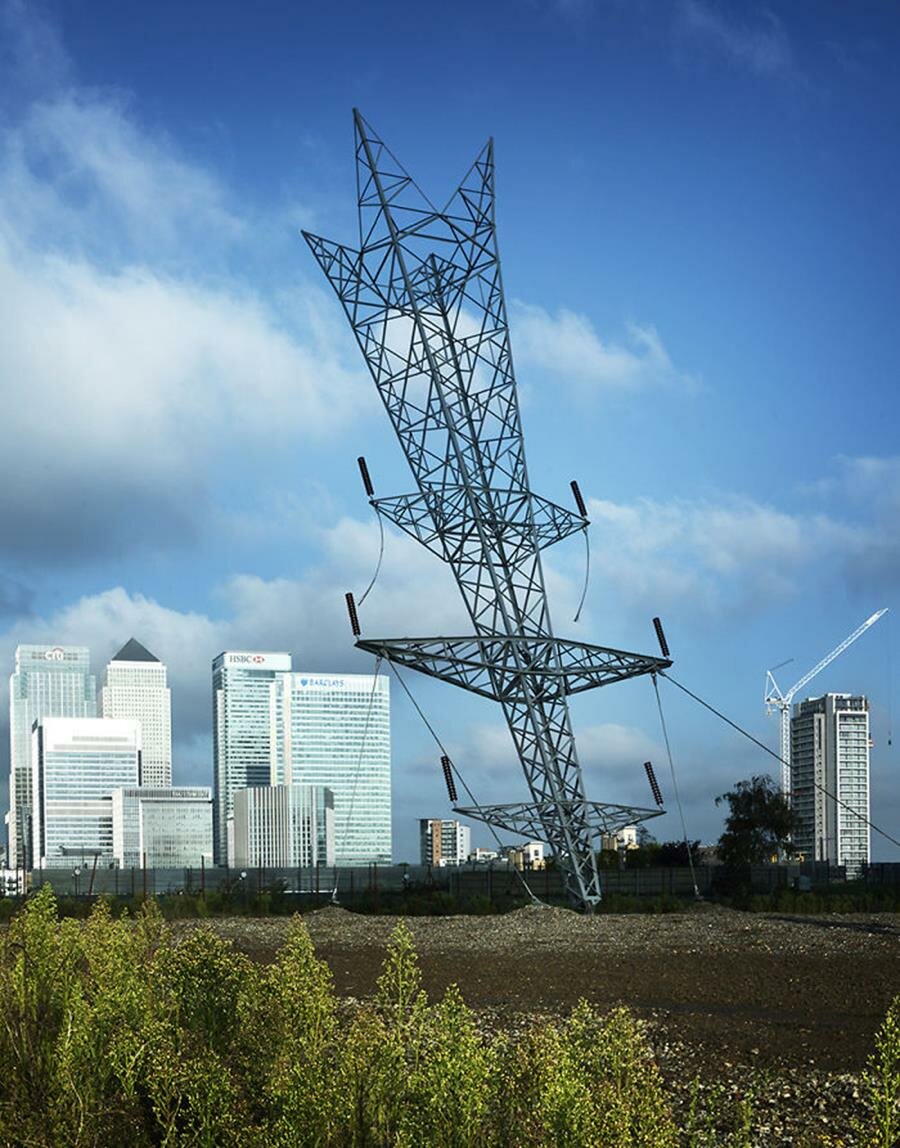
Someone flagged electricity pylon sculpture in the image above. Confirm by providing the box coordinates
[303,110,669,910]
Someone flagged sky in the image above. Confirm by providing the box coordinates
[1,0,899,864]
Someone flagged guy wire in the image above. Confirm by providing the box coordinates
[651,674,700,897]
[332,654,384,901]
[659,670,900,851]
[388,660,543,905]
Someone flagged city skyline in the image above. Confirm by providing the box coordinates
[0,2,898,865]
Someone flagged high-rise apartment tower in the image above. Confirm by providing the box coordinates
[790,693,871,877]
[100,639,172,788]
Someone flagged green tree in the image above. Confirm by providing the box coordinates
[715,774,799,868]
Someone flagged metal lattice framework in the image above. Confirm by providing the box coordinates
[303,110,670,909]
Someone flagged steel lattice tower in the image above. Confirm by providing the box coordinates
[304,111,670,910]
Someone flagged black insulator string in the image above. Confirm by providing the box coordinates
[644,761,664,807]
[345,591,361,637]
[387,660,543,904]
[441,755,458,803]
[573,527,591,623]
[653,616,671,659]
[358,508,385,607]
[651,675,700,898]
[659,670,900,852]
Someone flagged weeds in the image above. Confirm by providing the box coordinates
[0,887,893,1145]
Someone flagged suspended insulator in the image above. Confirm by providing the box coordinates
[652,616,671,659]
[357,455,375,497]
[345,591,361,637]
[441,755,458,803]
[644,760,664,806]
[570,479,588,518]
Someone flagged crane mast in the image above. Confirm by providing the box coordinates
[765,609,888,798]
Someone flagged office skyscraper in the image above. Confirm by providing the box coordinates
[8,645,96,867]
[276,672,391,865]
[32,717,140,868]
[212,651,291,865]
[100,639,172,788]
[791,693,871,878]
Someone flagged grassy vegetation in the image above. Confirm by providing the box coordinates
[0,887,897,1145]
[728,884,900,914]
[0,884,692,921]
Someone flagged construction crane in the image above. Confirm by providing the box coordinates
[765,609,888,798]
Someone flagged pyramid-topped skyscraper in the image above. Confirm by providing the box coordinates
[100,638,172,788]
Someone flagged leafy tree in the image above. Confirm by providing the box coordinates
[715,774,799,868]
[656,840,701,867]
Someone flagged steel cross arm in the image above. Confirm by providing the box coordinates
[355,635,671,702]
[372,486,588,562]
[454,800,664,841]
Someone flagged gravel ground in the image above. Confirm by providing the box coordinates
[178,903,899,1145]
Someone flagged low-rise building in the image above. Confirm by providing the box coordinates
[111,787,213,868]
[233,784,335,869]
[505,841,546,870]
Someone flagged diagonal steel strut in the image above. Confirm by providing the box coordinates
[303,110,669,909]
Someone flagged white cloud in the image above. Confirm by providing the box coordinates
[510,301,698,394]
[0,59,370,564]
[0,239,368,559]
[1,94,244,262]
[675,1,792,77]
[587,493,866,617]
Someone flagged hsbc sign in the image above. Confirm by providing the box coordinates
[224,652,291,671]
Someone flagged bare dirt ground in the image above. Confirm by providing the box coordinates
[185,903,900,1144]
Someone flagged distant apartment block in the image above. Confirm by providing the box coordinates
[101,639,172,788]
[232,784,335,869]
[111,787,213,868]
[420,818,471,867]
[791,693,870,877]
[8,645,96,867]
[32,717,141,868]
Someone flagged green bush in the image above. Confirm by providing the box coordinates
[0,887,893,1145]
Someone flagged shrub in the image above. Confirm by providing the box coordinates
[1,892,892,1145]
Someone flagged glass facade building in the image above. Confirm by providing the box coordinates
[212,651,292,865]
[8,645,96,867]
[791,693,871,877]
[233,783,334,868]
[276,673,391,865]
[101,639,172,788]
[111,787,213,868]
[32,717,140,868]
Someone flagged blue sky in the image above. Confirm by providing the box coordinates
[1,0,899,863]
